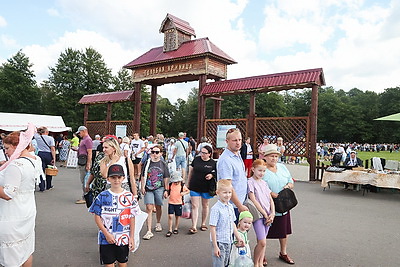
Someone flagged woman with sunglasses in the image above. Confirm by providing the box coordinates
[140,145,170,240]
[187,145,216,234]
[100,138,137,195]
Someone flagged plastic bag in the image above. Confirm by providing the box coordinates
[181,194,191,219]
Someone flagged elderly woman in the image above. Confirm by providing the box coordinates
[0,124,43,267]
[262,144,295,265]
[187,145,216,234]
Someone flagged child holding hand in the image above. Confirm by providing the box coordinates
[229,211,253,265]
[248,159,275,267]
[210,179,244,267]
[165,171,189,237]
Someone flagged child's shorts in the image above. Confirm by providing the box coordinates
[168,203,183,216]
[100,244,129,265]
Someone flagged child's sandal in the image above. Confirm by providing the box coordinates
[173,229,179,234]
[166,231,172,237]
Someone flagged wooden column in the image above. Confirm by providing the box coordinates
[213,99,221,119]
[134,82,141,134]
[197,75,207,142]
[248,92,256,151]
[106,103,112,135]
[309,84,319,181]
[83,105,89,126]
[150,85,158,136]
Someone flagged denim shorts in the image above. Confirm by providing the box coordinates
[190,190,214,199]
[175,155,187,169]
[144,187,164,206]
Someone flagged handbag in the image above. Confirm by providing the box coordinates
[273,188,298,213]
[208,173,217,196]
[78,154,88,166]
[84,190,93,208]
[243,198,263,222]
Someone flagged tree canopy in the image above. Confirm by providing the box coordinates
[0,48,399,143]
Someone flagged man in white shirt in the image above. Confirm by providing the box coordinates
[130,133,146,181]
[174,132,189,180]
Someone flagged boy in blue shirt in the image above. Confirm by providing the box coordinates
[89,164,137,267]
[210,179,244,267]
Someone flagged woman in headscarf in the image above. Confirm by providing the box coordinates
[0,124,43,267]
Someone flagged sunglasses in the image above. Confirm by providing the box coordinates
[151,150,160,154]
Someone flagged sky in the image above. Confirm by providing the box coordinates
[1,0,400,103]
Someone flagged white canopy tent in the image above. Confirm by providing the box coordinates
[0,112,71,132]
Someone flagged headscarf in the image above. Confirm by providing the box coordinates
[0,123,36,171]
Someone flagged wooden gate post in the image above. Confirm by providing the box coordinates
[197,75,207,142]
[106,103,112,134]
[150,85,158,136]
[248,92,256,150]
[134,82,141,134]
[309,84,319,181]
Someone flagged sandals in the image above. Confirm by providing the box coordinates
[200,225,208,231]
[173,229,179,234]
[279,252,295,265]
[166,231,172,237]
[189,228,197,234]
[263,256,268,266]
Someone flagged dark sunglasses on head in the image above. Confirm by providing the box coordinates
[151,150,160,154]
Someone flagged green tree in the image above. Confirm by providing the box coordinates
[0,50,41,113]
[46,48,113,129]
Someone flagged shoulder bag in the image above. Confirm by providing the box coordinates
[243,198,263,222]
[273,188,298,213]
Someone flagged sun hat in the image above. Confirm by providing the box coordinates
[178,132,185,138]
[169,171,183,183]
[107,164,125,177]
[262,144,281,156]
[239,210,253,221]
[122,136,130,143]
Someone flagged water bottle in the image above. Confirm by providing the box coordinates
[232,248,253,267]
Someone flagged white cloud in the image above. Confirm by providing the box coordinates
[47,8,60,17]
[23,30,138,83]
[13,0,400,104]
[1,35,18,48]
[0,16,6,27]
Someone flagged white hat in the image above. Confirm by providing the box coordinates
[169,171,183,183]
[262,144,281,156]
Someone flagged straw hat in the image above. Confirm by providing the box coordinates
[262,144,281,156]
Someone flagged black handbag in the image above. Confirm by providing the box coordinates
[84,190,93,208]
[273,188,298,213]
[78,154,88,166]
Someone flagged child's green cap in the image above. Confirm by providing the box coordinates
[239,210,253,221]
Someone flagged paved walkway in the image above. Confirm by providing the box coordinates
[33,164,400,266]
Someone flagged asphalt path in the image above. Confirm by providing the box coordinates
[33,165,400,266]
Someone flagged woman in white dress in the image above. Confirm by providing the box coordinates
[0,123,43,267]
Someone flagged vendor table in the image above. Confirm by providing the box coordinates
[321,170,400,190]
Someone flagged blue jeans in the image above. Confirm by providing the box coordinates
[211,242,231,267]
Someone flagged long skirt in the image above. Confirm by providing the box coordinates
[267,211,292,239]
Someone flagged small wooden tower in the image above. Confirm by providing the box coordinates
[160,13,196,52]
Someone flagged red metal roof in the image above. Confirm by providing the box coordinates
[201,68,325,96]
[78,90,134,104]
[124,37,236,69]
[160,13,196,37]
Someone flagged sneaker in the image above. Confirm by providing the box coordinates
[143,231,154,240]
[75,199,86,204]
[155,223,162,232]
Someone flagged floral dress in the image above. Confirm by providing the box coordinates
[59,140,70,161]
[90,152,106,199]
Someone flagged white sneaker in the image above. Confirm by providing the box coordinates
[155,223,162,232]
[143,231,154,240]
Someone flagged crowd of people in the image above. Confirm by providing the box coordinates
[0,125,298,267]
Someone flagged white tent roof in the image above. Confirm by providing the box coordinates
[0,112,72,132]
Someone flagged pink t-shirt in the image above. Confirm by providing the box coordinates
[78,135,93,156]
[247,177,272,215]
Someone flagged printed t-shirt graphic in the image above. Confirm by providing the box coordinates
[89,189,137,246]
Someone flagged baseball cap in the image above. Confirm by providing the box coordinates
[107,164,125,177]
[76,126,87,134]
[178,132,184,137]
